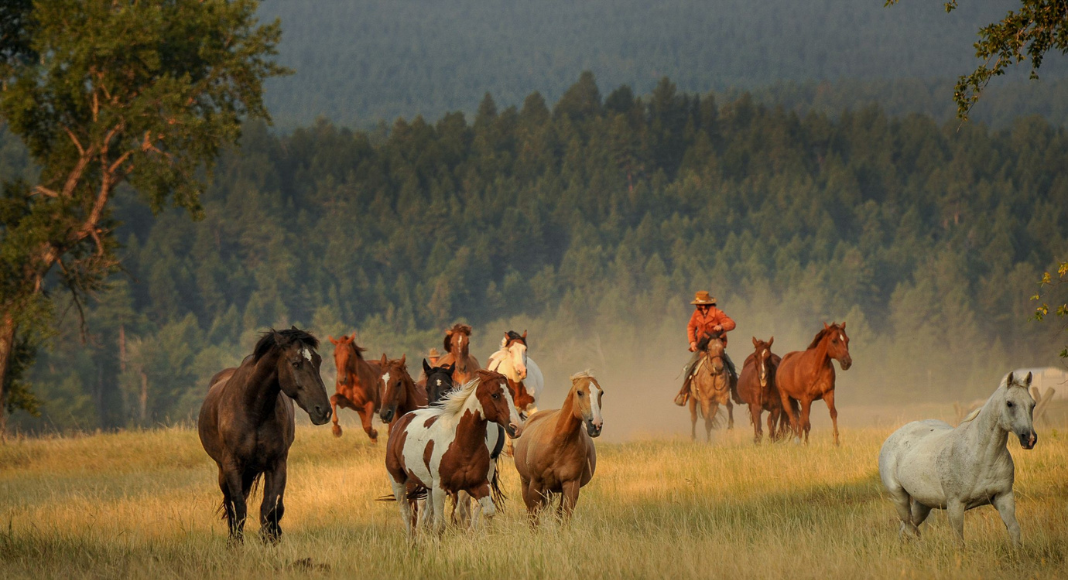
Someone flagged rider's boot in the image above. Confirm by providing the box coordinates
[674,377,691,406]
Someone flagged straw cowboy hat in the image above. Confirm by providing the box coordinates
[691,291,716,305]
[427,348,442,359]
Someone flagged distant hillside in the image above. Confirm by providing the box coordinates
[258,0,1068,128]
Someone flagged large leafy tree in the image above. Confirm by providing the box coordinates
[887,1,1068,120]
[0,0,288,437]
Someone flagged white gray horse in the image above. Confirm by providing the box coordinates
[878,371,1038,546]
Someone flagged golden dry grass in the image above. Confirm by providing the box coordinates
[0,423,1066,579]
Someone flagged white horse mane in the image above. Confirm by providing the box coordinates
[438,377,483,419]
[570,369,595,382]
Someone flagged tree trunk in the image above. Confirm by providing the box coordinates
[139,368,148,426]
[118,324,126,374]
[0,313,17,443]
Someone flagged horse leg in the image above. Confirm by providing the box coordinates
[726,399,734,430]
[824,389,840,446]
[217,468,237,542]
[259,462,287,543]
[992,491,1021,547]
[430,484,448,535]
[947,498,966,545]
[330,394,344,437]
[799,398,813,445]
[910,499,932,530]
[703,401,717,443]
[222,466,247,543]
[689,396,698,441]
[778,390,801,442]
[749,404,762,444]
[390,479,414,536]
[358,402,378,443]
[767,407,779,441]
[469,482,496,529]
[887,485,920,540]
[559,480,581,522]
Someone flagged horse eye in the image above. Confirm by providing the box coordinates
[491,393,499,400]
[1007,401,1014,408]
[578,391,584,397]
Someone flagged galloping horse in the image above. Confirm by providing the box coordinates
[514,371,603,524]
[688,333,734,442]
[423,360,456,405]
[879,372,1037,546]
[198,328,331,543]
[437,323,480,385]
[328,333,385,443]
[777,322,852,445]
[379,354,428,425]
[385,370,522,535]
[737,337,795,444]
[486,330,544,414]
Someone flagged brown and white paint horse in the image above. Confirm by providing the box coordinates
[328,333,386,443]
[737,337,796,444]
[514,371,603,525]
[777,322,852,445]
[378,354,428,427]
[436,323,481,385]
[385,369,522,535]
[487,330,537,417]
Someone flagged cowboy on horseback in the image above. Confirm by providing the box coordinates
[674,290,737,406]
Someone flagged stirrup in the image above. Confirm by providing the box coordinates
[674,392,688,406]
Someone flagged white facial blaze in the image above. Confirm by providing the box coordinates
[503,384,520,426]
[435,379,442,387]
[382,372,390,386]
[839,333,845,342]
[302,347,312,361]
[588,381,602,425]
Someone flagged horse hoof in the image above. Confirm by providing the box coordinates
[331,423,342,438]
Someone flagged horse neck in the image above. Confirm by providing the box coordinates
[243,349,283,422]
[554,388,584,440]
[804,336,835,372]
[963,393,1010,459]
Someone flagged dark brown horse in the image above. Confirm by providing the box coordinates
[436,323,481,385]
[198,328,331,543]
[777,322,852,445]
[423,359,456,405]
[328,333,385,443]
[737,337,796,444]
[378,354,428,426]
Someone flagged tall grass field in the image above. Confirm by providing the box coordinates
[1,416,1065,579]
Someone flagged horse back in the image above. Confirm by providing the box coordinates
[777,349,833,399]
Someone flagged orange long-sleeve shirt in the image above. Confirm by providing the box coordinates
[687,307,736,347]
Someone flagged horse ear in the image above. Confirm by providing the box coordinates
[1024,371,1033,386]
[399,354,406,366]
[752,337,759,347]
[824,322,830,329]
[522,330,527,339]
[445,363,455,373]
[840,321,846,330]
[423,359,432,373]
[1006,371,1014,385]
[380,353,388,366]
[768,336,774,347]
[350,332,357,340]
[328,336,337,345]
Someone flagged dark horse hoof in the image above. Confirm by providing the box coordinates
[261,528,282,544]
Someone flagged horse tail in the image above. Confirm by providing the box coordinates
[729,377,743,405]
[489,456,507,509]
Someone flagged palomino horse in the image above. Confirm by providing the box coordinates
[437,323,481,385]
[777,322,852,445]
[385,370,522,535]
[688,333,734,442]
[379,354,428,426]
[423,360,456,405]
[198,328,331,543]
[737,337,796,444]
[879,372,1037,546]
[328,333,385,443]
[486,330,544,414]
[514,371,603,524]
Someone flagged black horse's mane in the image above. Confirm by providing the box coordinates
[505,330,526,345]
[253,328,320,361]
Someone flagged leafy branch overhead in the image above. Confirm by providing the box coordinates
[1032,261,1068,359]
[887,1,1068,120]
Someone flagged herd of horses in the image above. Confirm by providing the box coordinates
[688,322,852,445]
[195,321,1037,547]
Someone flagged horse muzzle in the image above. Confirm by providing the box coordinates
[839,357,853,371]
[380,406,396,423]
[506,422,521,438]
[586,418,603,438]
[1018,430,1037,449]
[310,406,332,426]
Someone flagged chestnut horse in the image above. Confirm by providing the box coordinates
[688,333,734,442]
[514,371,603,524]
[777,322,852,445]
[198,328,332,543]
[737,337,796,444]
[437,323,481,385]
[385,369,522,535]
[328,333,385,443]
[378,354,428,425]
